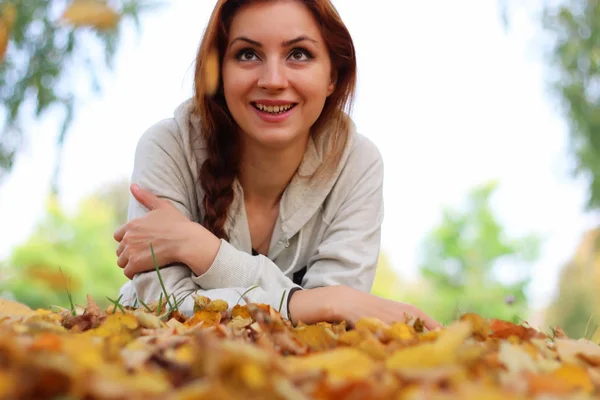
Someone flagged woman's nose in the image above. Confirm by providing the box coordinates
[257,59,288,91]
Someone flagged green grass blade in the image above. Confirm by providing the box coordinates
[236,285,259,305]
[278,290,287,314]
[157,292,164,315]
[59,267,76,316]
[138,299,153,313]
[150,243,173,309]
[106,295,126,313]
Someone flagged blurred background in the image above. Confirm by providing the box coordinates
[1,0,599,338]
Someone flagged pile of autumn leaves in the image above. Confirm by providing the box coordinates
[0,295,600,400]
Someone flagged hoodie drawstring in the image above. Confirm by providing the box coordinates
[282,228,303,276]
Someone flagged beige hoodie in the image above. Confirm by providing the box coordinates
[118,99,384,319]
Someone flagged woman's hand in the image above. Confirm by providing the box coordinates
[334,286,443,330]
[114,184,219,279]
[289,285,442,330]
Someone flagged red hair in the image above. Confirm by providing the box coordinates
[193,0,357,240]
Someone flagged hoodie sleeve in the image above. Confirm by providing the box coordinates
[123,121,297,318]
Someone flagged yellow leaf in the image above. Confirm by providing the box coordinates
[550,363,594,393]
[203,46,220,97]
[387,322,417,342]
[460,312,490,340]
[62,0,120,30]
[1,4,16,31]
[239,363,267,390]
[184,310,221,328]
[231,304,251,319]
[206,299,228,313]
[0,21,8,63]
[358,337,387,360]
[386,321,472,371]
[338,330,362,346]
[286,348,375,381]
[294,325,338,352]
[355,317,389,335]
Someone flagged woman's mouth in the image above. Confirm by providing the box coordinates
[251,102,297,122]
[252,102,297,114]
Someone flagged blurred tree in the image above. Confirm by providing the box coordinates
[0,0,160,191]
[544,228,600,339]
[414,181,542,325]
[542,1,600,210]
[0,180,130,310]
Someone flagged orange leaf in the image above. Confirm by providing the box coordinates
[62,0,120,30]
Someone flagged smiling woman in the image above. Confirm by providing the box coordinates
[113,0,441,330]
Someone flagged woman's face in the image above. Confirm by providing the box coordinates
[222,0,335,150]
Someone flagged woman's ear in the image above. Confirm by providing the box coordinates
[327,69,338,96]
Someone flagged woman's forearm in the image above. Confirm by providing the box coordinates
[287,285,347,325]
[176,221,222,276]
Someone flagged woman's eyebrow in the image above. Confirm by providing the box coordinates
[229,35,318,47]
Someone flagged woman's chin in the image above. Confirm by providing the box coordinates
[246,128,308,150]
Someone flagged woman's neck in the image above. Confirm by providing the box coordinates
[239,138,308,208]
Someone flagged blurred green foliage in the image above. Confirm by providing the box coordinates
[543,0,600,210]
[373,181,541,326]
[0,0,160,190]
[0,184,129,310]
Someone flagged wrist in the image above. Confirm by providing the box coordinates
[288,286,343,325]
[178,221,221,276]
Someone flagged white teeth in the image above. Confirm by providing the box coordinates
[254,103,294,114]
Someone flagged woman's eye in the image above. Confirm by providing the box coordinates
[237,49,259,61]
[289,49,312,61]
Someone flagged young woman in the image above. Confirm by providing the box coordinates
[114,0,441,330]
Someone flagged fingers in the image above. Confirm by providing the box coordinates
[113,224,126,242]
[117,248,128,269]
[116,239,125,258]
[131,183,162,211]
[123,264,135,280]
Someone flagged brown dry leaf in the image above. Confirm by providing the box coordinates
[203,46,220,96]
[62,0,120,30]
[490,318,546,340]
[554,326,569,339]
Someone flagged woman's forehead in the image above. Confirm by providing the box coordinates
[227,1,322,43]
